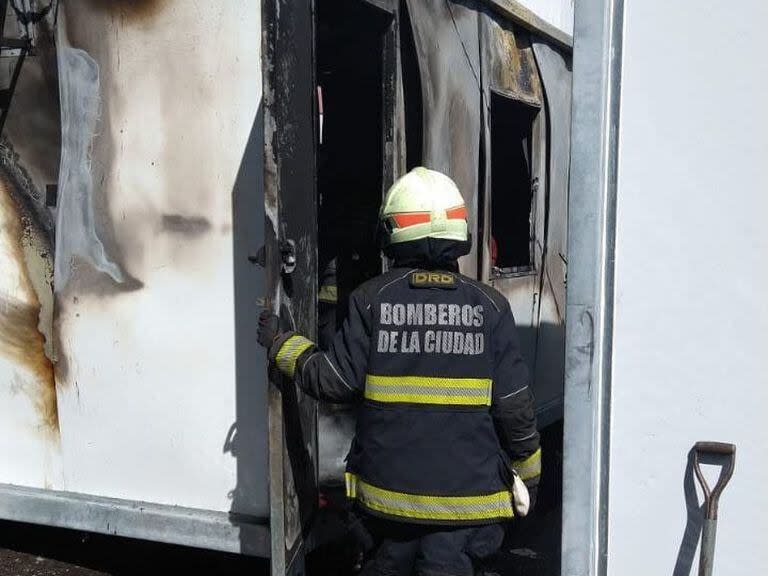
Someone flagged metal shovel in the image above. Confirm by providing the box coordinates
[692,441,736,576]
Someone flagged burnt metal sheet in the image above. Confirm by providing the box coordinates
[405,0,482,277]
[531,40,569,320]
[531,39,571,426]
[478,8,544,357]
[480,0,573,49]
[0,143,59,447]
[405,1,544,280]
[0,14,60,471]
[482,13,543,107]
[400,2,565,427]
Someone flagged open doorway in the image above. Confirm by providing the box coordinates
[316,0,392,339]
[315,0,394,487]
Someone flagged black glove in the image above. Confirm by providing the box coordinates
[258,311,280,348]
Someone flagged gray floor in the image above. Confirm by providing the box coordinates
[0,521,269,576]
[0,549,106,576]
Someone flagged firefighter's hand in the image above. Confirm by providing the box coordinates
[257,311,280,348]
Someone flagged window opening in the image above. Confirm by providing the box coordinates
[490,91,539,277]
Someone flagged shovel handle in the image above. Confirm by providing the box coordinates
[693,441,736,520]
[695,441,735,456]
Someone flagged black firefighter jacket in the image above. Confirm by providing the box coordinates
[270,267,541,526]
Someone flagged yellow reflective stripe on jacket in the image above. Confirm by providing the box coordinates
[318,285,338,303]
[275,335,315,378]
[345,473,513,521]
[512,448,542,481]
[364,374,492,406]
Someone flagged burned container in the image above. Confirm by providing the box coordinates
[0,0,572,573]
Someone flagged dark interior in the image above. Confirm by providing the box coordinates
[316,0,391,330]
[490,92,539,274]
[400,0,424,171]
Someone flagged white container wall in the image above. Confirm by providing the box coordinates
[0,0,268,519]
[608,1,768,574]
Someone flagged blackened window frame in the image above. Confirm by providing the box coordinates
[488,88,541,279]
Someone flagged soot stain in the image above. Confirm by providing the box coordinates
[161,214,212,237]
[82,0,165,21]
[0,173,59,437]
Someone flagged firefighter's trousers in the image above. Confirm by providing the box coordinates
[359,517,504,576]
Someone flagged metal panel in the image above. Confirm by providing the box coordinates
[531,39,571,427]
[0,483,270,557]
[52,0,267,515]
[562,0,624,574]
[482,17,543,107]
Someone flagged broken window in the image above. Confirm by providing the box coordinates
[490,91,539,277]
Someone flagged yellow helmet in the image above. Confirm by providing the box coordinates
[379,167,469,246]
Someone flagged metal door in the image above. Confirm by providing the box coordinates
[262,0,318,572]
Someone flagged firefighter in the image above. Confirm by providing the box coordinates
[258,167,540,575]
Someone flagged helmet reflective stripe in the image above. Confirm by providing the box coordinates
[389,205,468,229]
[380,167,469,245]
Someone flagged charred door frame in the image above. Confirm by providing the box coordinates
[262,0,318,573]
[262,0,400,572]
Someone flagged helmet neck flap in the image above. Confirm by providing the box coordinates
[384,236,471,272]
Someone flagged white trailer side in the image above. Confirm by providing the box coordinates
[0,0,270,555]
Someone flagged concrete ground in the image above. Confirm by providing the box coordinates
[0,521,269,576]
[0,548,106,576]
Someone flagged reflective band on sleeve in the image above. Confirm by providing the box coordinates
[512,448,542,481]
[364,375,492,406]
[345,473,513,522]
[345,471,357,499]
[318,285,338,303]
[275,335,315,378]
